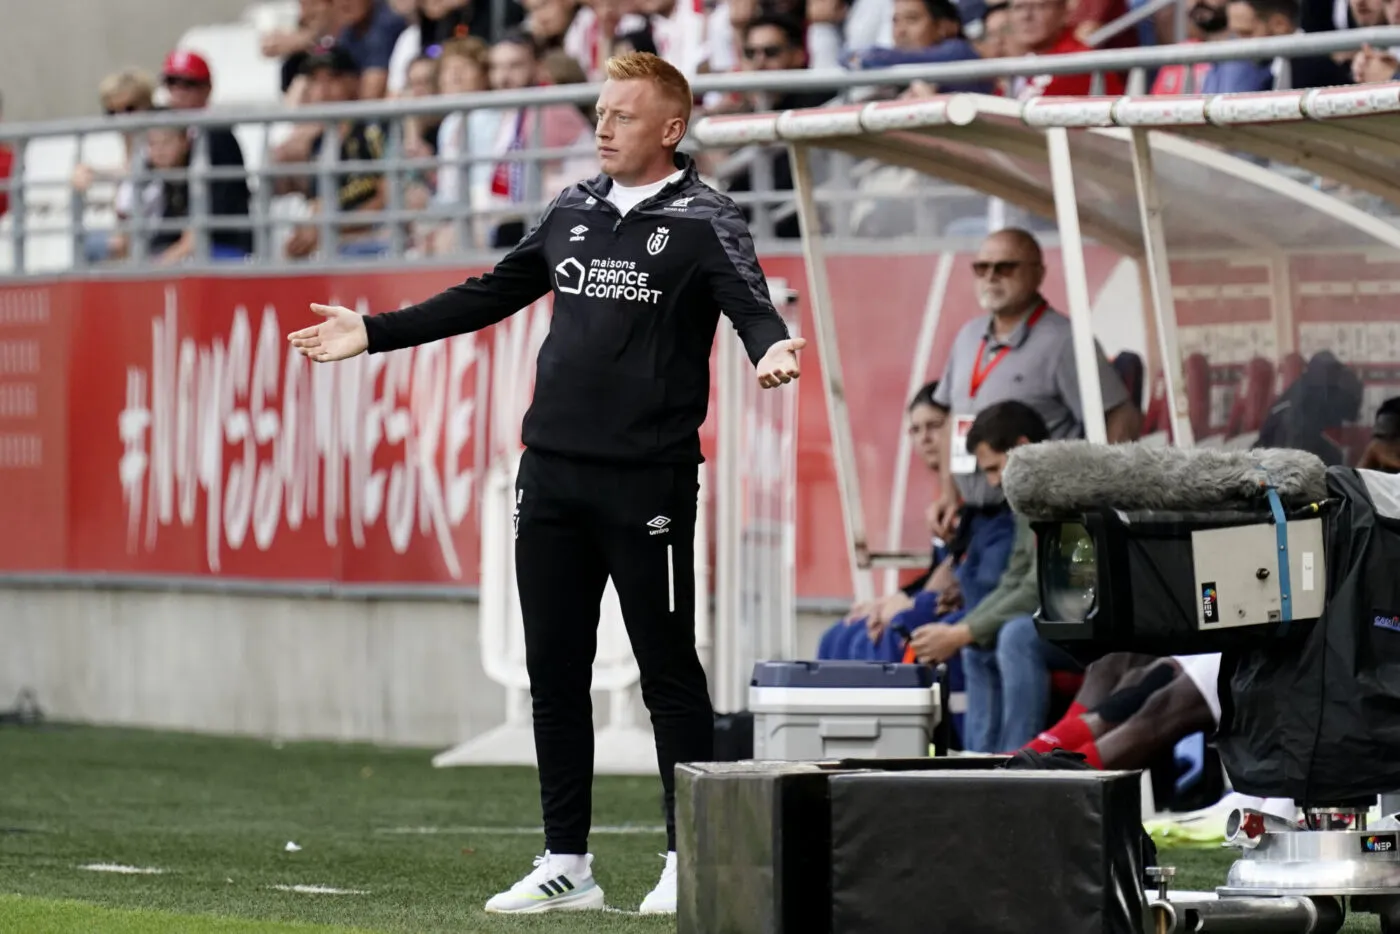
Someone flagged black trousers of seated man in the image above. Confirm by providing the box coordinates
[514,447,714,855]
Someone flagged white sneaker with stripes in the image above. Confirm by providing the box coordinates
[483,851,605,913]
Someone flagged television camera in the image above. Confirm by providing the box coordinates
[1002,441,1400,934]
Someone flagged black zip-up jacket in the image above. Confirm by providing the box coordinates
[363,154,790,464]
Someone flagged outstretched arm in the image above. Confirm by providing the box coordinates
[701,200,804,386]
[364,202,559,353]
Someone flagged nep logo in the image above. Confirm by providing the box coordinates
[1375,614,1400,633]
[1363,833,1397,853]
[1201,582,1220,624]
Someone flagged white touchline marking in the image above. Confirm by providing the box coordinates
[374,824,666,836]
[271,885,369,895]
[78,864,165,875]
[602,907,641,916]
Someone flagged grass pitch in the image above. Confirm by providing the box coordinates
[0,724,1377,932]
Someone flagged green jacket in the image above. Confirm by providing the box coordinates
[961,515,1040,648]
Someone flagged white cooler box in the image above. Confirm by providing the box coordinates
[748,661,941,760]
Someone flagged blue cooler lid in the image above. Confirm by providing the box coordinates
[750,660,935,689]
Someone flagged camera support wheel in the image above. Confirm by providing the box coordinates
[1149,799,1400,933]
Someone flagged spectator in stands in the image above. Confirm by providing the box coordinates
[929,228,1139,544]
[1221,0,1350,89]
[0,94,8,221]
[628,0,712,78]
[1008,0,1126,98]
[387,0,527,93]
[158,50,253,261]
[397,53,442,252]
[423,36,490,254]
[73,68,158,263]
[1359,396,1400,472]
[847,0,1006,96]
[934,400,1081,753]
[261,0,340,102]
[722,14,834,238]
[525,0,589,61]
[335,0,409,99]
[1150,0,1228,93]
[284,45,390,259]
[817,382,963,661]
[806,0,852,69]
[137,117,245,264]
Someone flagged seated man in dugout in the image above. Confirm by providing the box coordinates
[816,381,1020,667]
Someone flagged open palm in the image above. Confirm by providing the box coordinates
[287,304,369,363]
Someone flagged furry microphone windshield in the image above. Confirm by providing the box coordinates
[1002,441,1328,520]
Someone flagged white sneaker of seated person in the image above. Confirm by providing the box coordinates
[483,851,605,913]
[638,851,678,915]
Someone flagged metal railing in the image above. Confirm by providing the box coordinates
[1,26,1398,277]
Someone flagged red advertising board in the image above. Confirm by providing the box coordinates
[1,248,1396,599]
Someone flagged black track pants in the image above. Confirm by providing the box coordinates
[514,448,714,855]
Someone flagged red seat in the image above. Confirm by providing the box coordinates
[1225,356,1276,438]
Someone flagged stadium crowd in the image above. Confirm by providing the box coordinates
[46,0,1400,262]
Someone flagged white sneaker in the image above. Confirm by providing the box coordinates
[638,851,677,915]
[483,851,605,914]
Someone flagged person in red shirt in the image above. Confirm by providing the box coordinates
[0,92,10,219]
[1009,0,1126,98]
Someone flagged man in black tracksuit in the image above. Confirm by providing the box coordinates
[289,51,804,915]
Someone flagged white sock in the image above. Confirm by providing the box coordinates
[664,851,677,870]
[547,852,591,876]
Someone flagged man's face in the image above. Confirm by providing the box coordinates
[892,0,956,49]
[525,0,579,41]
[489,42,537,91]
[1187,0,1229,34]
[164,77,210,111]
[306,67,358,103]
[743,24,804,71]
[1386,0,1400,28]
[595,77,684,182]
[978,8,1014,57]
[1009,0,1066,50]
[1350,0,1385,25]
[973,441,1013,487]
[973,232,1045,316]
[909,403,948,472]
[1226,1,1278,37]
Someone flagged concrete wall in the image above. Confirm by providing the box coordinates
[0,0,254,122]
[0,587,834,747]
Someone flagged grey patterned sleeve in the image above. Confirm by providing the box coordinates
[702,200,791,365]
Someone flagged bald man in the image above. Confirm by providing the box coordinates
[288,53,806,915]
[930,228,1141,540]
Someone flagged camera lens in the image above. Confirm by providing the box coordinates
[1045,522,1097,622]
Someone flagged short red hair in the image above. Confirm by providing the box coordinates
[604,52,693,125]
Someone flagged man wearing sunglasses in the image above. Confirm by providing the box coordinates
[931,228,1139,543]
[722,13,833,238]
